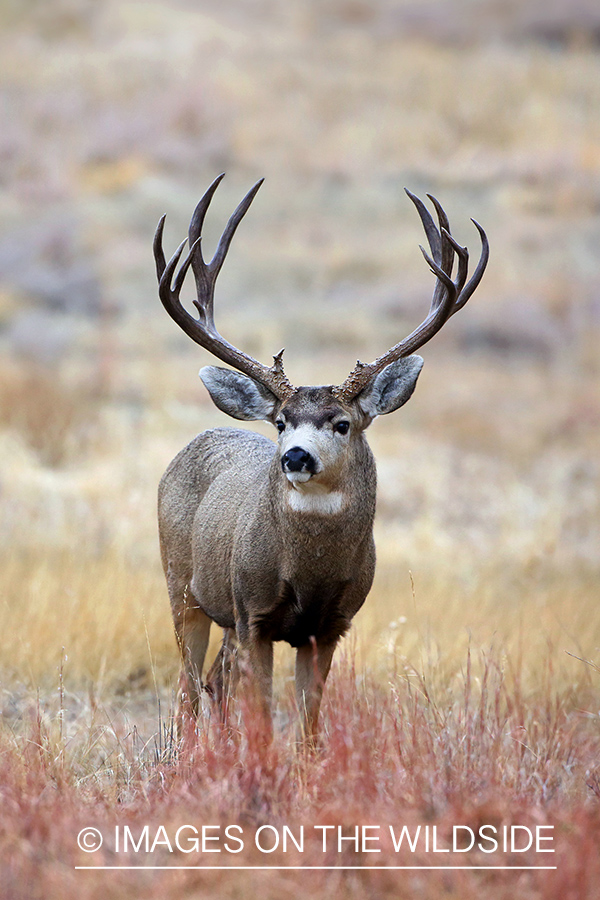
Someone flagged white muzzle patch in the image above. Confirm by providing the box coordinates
[285,470,312,485]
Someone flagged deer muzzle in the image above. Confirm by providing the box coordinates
[281,446,318,482]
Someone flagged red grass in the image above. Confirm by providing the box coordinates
[1,649,599,899]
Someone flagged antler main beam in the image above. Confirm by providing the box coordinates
[155,178,487,408]
[333,190,489,402]
[153,174,295,401]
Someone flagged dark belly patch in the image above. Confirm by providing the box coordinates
[254,580,351,647]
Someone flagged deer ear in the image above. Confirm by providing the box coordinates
[199,366,278,421]
[356,355,424,418]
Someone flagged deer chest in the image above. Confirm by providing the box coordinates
[254,579,352,648]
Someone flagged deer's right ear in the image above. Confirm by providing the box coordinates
[356,355,424,418]
[199,366,279,421]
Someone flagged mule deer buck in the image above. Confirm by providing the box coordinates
[154,174,488,742]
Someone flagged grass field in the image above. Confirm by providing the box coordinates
[0,1,599,897]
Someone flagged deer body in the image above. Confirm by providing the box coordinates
[160,423,376,640]
[154,175,488,740]
[159,390,378,737]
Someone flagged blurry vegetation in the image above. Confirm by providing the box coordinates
[0,362,100,466]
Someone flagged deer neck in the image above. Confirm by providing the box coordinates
[285,481,347,515]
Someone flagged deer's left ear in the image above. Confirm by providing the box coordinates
[356,355,424,417]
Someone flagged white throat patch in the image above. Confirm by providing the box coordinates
[287,488,345,515]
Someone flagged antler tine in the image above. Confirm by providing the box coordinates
[407,190,459,318]
[426,193,452,269]
[334,191,488,403]
[454,219,489,312]
[418,243,457,307]
[210,178,265,277]
[442,228,469,299]
[405,189,442,266]
[153,214,168,281]
[188,172,226,251]
[153,177,295,402]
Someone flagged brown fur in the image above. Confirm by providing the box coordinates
[158,388,377,741]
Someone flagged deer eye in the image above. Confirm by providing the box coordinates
[333,421,350,435]
[275,420,286,434]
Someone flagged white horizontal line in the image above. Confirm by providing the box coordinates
[75,865,557,871]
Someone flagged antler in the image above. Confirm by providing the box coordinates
[154,174,295,401]
[334,189,489,402]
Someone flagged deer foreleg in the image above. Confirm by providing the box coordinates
[295,639,337,746]
[239,627,274,740]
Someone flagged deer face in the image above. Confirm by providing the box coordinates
[275,387,360,488]
[199,357,424,490]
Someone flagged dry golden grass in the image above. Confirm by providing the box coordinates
[0,348,596,694]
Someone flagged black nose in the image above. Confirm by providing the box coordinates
[281,446,315,473]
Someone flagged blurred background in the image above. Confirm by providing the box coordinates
[0,0,598,706]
